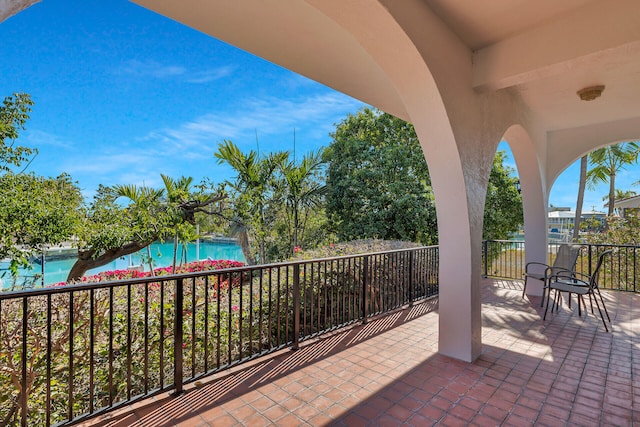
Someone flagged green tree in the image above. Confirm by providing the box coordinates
[587,142,640,216]
[0,173,83,281]
[276,149,326,255]
[68,177,225,282]
[0,93,37,173]
[215,140,287,264]
[325,108,523,244]
[325,108,436,244]
[0,93,82,284]
[482,151,523,240]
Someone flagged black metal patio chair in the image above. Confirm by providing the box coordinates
[523,243,583,306]
[543,250,612,331]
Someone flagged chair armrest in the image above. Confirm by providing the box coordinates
[546,266,575,277]
[525,261,550,274]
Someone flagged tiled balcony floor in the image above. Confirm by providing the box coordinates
[82,279,639,426]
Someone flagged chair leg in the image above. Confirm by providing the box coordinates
[595,288,611,323]
[591,291,609,332]
[553,290,561,312]
[543,288,553,320]
[523,276,528,298]
[577,294,583,316]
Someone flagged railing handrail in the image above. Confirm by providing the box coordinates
[0,245,436,299]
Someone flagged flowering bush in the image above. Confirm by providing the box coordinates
[4,257,283,426]
[290,239,420,260]
[52,259,245,286]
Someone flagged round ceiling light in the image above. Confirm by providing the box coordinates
[577,85,605,101]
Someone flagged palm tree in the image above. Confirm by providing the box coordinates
[160,174,196,272]
[277,149,326,254]
[573,155,588,241]
[586,142,640,216]
[215,140,287,264]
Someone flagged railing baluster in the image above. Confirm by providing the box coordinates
[143,283,149,394]
[68,292,74,421]
[108,287,114,406]
[191,278,196,377]
[89,289,95,413]
[21,297,28,427]
[127,284,132,400]
[174,278,184,395]
[292,263,300,350]
[159,281,165,389]
[249,270,254,357]
[204,275,210,374]
[47,294,52,426]
[362,255,369,323]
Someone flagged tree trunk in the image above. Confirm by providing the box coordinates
[237,229,255,265]
[608,172,616,216]
[293,206,299,253]
[146,245,155,277]
[67,240,154,282]
[573,155,588,241]
[172,233,178,273]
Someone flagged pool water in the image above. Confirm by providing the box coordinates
[1,241,245,288]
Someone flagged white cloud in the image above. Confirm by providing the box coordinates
[24,129,72,148]
[115,59,186,79]
[140,92,364,156]
[186,66,235,83]
[114,60,234,84]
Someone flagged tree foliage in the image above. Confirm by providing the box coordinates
[0,173,83,279]
[325,108,437,244]
[67,178,226,282]
[0,93,81,282]
[0,93,37,173]
[483,151,523,240]
[215,140,329,263]
[325,108,523,244]
[587,142,639,216]
[274,149,326,256]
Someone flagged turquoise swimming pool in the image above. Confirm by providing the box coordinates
[1,240,245,288]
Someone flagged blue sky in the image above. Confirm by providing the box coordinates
[1,0,365,196]
[1,0,636,211]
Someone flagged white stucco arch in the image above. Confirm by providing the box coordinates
[502,125,548,295]
[307,0,484,361]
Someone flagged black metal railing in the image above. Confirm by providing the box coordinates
[0,246,438,426]
[483,240,640,292]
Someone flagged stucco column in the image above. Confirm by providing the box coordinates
[410,113,489,362]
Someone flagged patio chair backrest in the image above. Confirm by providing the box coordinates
[552,244,582,271]
[589,250,613,289]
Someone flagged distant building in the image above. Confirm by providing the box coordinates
[548,207,607,237]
